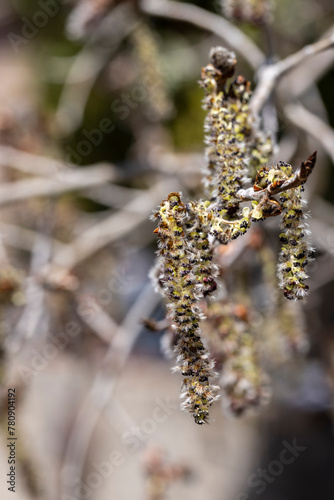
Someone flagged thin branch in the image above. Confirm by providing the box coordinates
[66,0,124,41]
[237,152,317,202]
[251,31,334,115]
[0,164,118,207]
[75,293,119,343]
[279,46,334,99]
[140,0,265,70]
[0,222,66,254]
[85,184,144,208]
[9,209,55,352]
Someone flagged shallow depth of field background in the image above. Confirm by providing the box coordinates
[1,1,334,499]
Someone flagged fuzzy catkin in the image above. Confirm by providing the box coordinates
[153,193,219,424]
[201,49,251,216]
[203,300,270,415]
[151,47,316,424]
[269,161,313,300]
[201,47,273,218]
[220,331,271,414]
[278,188,312,300]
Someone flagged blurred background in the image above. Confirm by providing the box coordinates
[0,0,334,499]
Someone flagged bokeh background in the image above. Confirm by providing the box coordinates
[0,1,334,499]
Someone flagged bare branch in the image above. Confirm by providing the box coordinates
[140,0,265,69]
[0,145,58,177]
[238,152,317,202]
[251,31,334,115]
[0,222,66,254]
[75,293,119,343]
[0,164,117,207]
[57,3,139,135]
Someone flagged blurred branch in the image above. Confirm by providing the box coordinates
[49,179,177,270]
[9,209,55,352]
[140,0,265,69]
[60,282,160,499]
[285,103,334,164]
[279,26,334,99]
[0,164,117,207]
[312,196,334,228]
[0,234,8,263]
[0,145,56,176]
[251,31,334,115]
[57,3,139,135]
[238,152,317,202]
[75,293,119,343]
[85,184,144,208]
[66,0,125,41]
[0,222,66,254]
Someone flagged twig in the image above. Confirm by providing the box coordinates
[85,184,144,208]
[0,222,66,254]
[0,233,9,263]
[251,31,334,115]
[75,293,119,343]
[312,196,334,228]
[66,0,123,41]
[57,3,139,135]
[0,164,118,207]
[140,0,265,70]
[237,152,317,202]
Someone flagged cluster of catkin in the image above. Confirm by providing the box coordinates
[152,47,315,424]
[203,300,271,415]
[201,47,272,216]
[131,23,173,121]
[277,164,314,300]
[152,194,219,424]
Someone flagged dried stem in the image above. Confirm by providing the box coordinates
[0,164,117,207]
[140,0,265,69]
[251,31,334,114]
[60,283,160,499]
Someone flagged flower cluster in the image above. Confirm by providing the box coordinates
[221,0,272,25]
[152,193,219,424]
[203,300,270,415]
[277,164,314,300]
[201,47,273,217]
[131,23,173,121]
[151,48,316,423]
[201,48,251,215]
